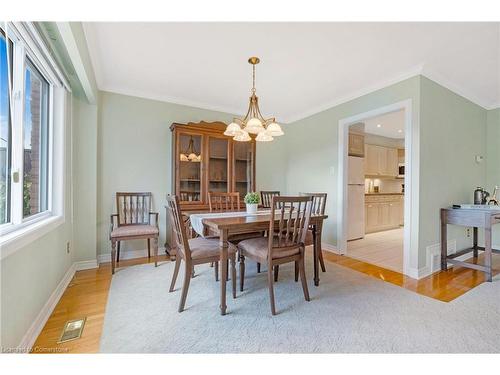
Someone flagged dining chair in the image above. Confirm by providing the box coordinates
[109,192,159,274]
[208,191,262,280]
[167,195,237,312]
[208,192,240,211]
[238,196,313,315]
[301,192,327,274]
[260,191,280,208]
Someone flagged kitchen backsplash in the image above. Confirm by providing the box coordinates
[365,178,404,193]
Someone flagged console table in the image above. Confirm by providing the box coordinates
[441,207,500,281]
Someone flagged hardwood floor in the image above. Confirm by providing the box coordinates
[32,255,169,354]
[32,251,499,353]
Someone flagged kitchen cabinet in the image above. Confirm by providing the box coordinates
[364,144,399,177]
[348,132,365,157]
[365,194,404,233]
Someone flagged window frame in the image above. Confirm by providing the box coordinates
[0,22,68,255]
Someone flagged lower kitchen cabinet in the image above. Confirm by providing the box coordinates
[365,194,404,233]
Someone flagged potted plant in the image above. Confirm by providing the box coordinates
[244,192,260,214]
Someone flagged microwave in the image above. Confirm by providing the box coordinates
[398,163,405,178]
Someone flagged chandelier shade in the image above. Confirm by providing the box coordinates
[225,57,283,142]
[180,136,201,162]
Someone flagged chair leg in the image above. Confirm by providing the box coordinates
[319,249,326,272]
[214,261,219,281]
[178,262,192,312]
[226,259,229,281]
[294,261,299,282]
[116,241,121,263]
[153,237,158,267]
[267,265,277,315]
[257,262,261,273]
[231,256,237,299]
[299,253,310,302]
[147,238,151,259]
[239,254,245,292]
[169,256,181,292]
[111,240,117,274]
[274,265,279,282]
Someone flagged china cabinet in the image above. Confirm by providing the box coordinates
[170,121,256,210]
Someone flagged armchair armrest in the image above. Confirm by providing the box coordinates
[109,214,118,239]
[149,212,159,228]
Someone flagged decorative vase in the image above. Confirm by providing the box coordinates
[246,203,258,214]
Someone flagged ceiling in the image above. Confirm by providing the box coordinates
[83,22,500,123]
[363,109,405,139]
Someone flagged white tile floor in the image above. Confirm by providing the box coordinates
[347,227,404,273]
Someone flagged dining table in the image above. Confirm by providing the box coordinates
[184,209,328,315]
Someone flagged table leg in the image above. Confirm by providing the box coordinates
[313,224,320,287]
[440,213,448,271]
[473,227,478,258]
[485,226,492,282]
[219,229,228,315]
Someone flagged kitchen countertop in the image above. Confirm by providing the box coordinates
[365,192,404,196]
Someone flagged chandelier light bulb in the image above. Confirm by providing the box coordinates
[245,117,265,134]
[224,122,241,136]
[266,122,284,136]
[255,131,274,142]
[233,129,251,142]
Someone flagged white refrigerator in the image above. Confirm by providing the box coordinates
[347,156,365,240]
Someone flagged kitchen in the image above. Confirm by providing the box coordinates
[346,110,406,273]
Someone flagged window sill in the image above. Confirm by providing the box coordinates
[0,215,65,260]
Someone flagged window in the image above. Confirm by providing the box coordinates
[0,23,65,243]
[0,32,12,225]
[23,59,49,218]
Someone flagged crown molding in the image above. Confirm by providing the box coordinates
[281,66,424,123]
[98,67,499,125]
[99,84,240,118]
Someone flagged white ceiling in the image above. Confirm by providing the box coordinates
[363,109,405,139]
[83,22,500,123]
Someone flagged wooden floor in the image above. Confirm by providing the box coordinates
[32,251,500,354]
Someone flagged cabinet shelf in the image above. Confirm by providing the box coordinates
[180,179,200,182]
[209,180,227,183]
[210,156,227,160]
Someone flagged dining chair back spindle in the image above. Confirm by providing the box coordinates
[208,192,240,212]
[260,191,280,208]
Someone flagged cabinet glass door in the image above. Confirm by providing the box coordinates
[208,137,229,193]
[234,142,254,199]
[178,134,202,202]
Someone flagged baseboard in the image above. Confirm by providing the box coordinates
[75,259,98,271]
[321,242,340,254]
[16,262,77,352]
[98,247,167,264]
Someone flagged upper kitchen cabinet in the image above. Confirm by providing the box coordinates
[348,132,365,157]
[364,144,398,177]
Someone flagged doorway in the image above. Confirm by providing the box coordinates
[337,100,417,277]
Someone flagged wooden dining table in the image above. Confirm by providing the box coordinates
[184,209,328,315]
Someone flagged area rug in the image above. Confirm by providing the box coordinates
[99,258,500,353]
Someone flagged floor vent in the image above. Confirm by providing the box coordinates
[58,318,86,343]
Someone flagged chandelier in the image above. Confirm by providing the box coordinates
[224,57,284,142]
[179,136,201,162]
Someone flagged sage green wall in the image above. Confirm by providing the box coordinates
[97,91,287,256]
[286,75,490,270]
[419,76,487,257]
[1,93,74,350]
[285,76,421,267]
[486,108,500,245]
[72,97,98,262]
